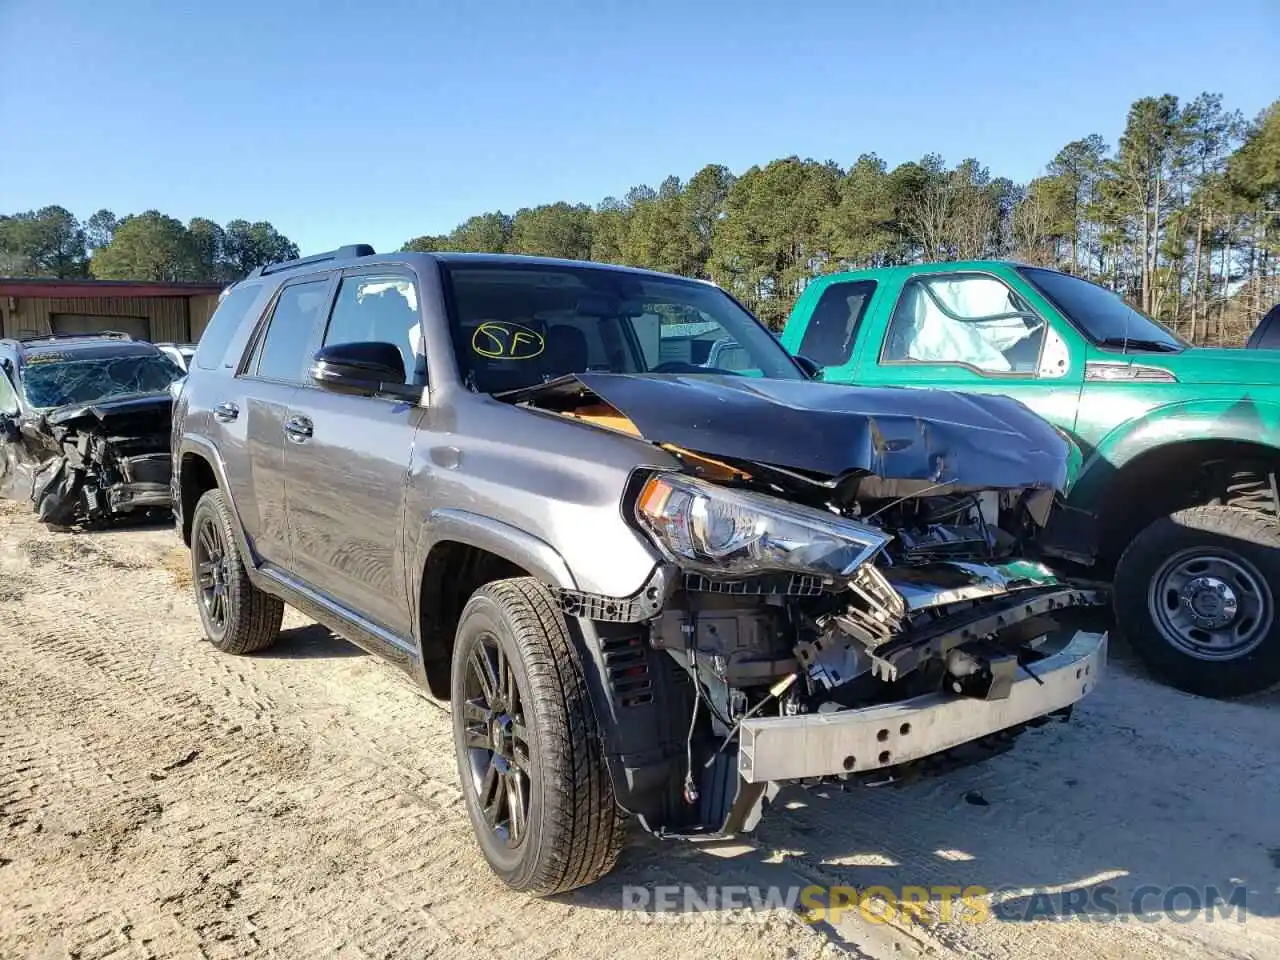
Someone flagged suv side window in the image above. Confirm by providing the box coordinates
[246,279,331,383]
[195,283,263,371]
[799,280,876,367]
[321,275,421,383]
[882,274,1045,375]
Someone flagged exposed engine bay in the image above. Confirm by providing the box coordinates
[0,395,173,526]
[501,372,1108,836]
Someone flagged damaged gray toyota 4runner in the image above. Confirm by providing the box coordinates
[172,246,1108,895]
[0,333,182,525]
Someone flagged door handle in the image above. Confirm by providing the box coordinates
[284,415,313,443]
[213,401,239,423]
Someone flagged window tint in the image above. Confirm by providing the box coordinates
[322,275,421,383]
[799,280,876,367]
[195,284,263,371]
[442,262,800,393]
[251,280,330,383]
[1019,266,1186,351]
[883,275,1045,374]
[0,372,18,415]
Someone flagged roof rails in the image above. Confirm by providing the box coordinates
[17,330,135,344]
[246,243,377,281]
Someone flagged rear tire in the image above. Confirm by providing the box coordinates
[1113,504,1280,698]
[450,577,625,896]
[190,488,283,655]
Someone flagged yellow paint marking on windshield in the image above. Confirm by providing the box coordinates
[471,321,546,360]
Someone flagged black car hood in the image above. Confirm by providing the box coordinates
[45,392,173,428]
[504,373,1071,491]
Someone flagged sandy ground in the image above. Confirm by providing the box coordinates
[1,499,1278,960]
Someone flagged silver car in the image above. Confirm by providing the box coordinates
[171,245,1107,895]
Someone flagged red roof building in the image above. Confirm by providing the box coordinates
[0,278,226,343]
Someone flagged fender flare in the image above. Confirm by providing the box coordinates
[409,507,579,649]
[176,436,258,567]
[1066,396,1280,513]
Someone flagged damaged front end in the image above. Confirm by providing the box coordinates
[0,394,173,525]
[509,373,1108,838]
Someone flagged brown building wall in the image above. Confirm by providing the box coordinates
[190,294,220,339]
[1,296,193,341]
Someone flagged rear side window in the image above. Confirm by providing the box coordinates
[248,280,331,383]
[798,280,876,367]
[194,284,263,371]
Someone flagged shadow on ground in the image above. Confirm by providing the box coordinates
[255,623,368,659]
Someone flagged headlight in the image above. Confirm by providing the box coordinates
[634,472,891,579]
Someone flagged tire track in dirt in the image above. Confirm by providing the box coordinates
[4,506,1278,960]
[0,512,849,960]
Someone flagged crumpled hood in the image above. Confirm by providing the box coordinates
[521,373,1072,492]
[45,392,173,428]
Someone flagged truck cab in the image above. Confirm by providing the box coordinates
[781,260,1280,698]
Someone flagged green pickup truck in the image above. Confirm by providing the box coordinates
[779,260,1280,698]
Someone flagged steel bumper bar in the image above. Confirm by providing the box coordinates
[738,629,1107,784]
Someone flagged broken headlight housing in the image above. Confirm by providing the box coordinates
[634,472,890,579]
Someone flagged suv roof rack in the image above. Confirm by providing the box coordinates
[17,330,135,344]
[247,243,377,280]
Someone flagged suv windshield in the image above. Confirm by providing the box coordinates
[1019,266,1188,352]
[21,353,185,409]
[440,261,802,393]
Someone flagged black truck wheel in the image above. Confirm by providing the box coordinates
[189,488,284,655]
[1113,504,1280,698]
[450,577,625,895]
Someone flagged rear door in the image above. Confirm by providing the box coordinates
[232,275,336,567]
[282,268,425,643]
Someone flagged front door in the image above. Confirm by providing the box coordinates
[853,271,1085,432]
[283,269,425,643]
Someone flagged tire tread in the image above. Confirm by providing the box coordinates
[191,489,284,656]
[465,577,625,895]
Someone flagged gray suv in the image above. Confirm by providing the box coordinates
[172,245,1108,895]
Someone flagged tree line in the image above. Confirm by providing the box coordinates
[0,209,299,286]
[405,92,1278,342]
[4,92,1276,343]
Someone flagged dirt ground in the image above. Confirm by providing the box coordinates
[2,500,1278,960]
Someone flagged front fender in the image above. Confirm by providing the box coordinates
[412,506,580,597]
[177,436,257,564]
[1067,396,1280,512]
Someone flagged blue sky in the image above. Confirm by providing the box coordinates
[2,0,1276,256]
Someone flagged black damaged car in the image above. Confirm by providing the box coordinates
[0,332,184,525]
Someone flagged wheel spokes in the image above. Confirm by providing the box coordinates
[480,759,503,828]
[470,646,500,706]
[505,769,527,843]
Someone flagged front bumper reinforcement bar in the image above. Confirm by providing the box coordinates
[738,628,1107,783]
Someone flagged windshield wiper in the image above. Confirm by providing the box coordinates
[1098,336,1181,353]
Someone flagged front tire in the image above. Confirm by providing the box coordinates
[189,488,284,655]
[1113,505,1280,698]
[450,577,625,896]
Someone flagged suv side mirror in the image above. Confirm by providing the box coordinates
[310,341,420,400]
[793,354,824,380]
